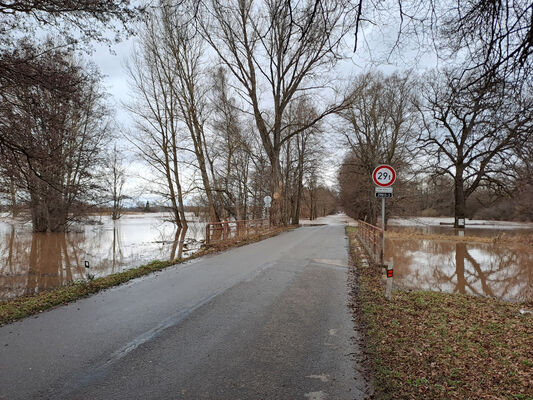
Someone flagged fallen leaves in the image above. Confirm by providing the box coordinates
[346,227,533,400]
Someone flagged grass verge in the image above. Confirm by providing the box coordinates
[0,226,295,326]
[386,230,533,247]
[346,226,533,400]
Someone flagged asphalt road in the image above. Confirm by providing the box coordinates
[0,214,369,399]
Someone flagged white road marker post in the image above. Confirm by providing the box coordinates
[385,260,394,300]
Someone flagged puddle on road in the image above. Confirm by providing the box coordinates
[386,238,533,302]
[0,213,206,301]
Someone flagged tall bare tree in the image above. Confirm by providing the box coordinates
[209,67,253,220]
[103,145,128,220]
[195,0,355,225]
[418,70,532,227]
[338,71,420,224]
[0,41,110,232]
[160,3,220,222]
[125,14,189,230]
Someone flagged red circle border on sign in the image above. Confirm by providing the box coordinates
[372,165,396,187]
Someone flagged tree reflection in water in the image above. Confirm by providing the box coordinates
[386,238,532,302]
[0,213,205,301]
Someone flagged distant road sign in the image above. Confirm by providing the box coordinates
[264,195,272,207]
[372,165,396,187]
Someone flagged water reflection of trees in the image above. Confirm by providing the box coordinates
[0,215,207,300]
[388,239,533,302]
[0,230,86,300]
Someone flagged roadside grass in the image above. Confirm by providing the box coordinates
[386,230,533,247]
[0,226,295,326]
[346,226,533,400]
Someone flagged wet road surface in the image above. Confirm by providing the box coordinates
[0,215,369,399]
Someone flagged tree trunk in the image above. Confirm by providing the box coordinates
[455,242,466,294]
[454,169,466,228]
[269,154,283,226]
[9,179,17,218]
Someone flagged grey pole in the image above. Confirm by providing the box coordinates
[381,197,385,266]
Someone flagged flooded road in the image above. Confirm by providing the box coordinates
[0,213,206,301]
[385,218,533,302]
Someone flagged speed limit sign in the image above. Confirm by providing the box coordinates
[372,165,396,187]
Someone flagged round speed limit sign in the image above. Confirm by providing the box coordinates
[372,165,396,187]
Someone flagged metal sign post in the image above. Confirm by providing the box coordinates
[372,165,396,299]
[381,197,385,265]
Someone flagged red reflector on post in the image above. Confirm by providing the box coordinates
[387,269,393,278]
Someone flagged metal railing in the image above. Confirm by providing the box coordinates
[205,219,269,245]
[357,220,383,265]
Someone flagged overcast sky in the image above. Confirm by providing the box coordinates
[88,13,440,199]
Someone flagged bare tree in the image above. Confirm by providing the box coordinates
[0,0,144,47]
[338,71,420,224]
[159,3,220,222]
[125,13,189,230]
[195,0,355,225]
[209,67,253,221]
[0,40,110,232]
[280,99,325,224]
[103,145,128,220]
[439,0,532,83]
[371,0,532,85]
[0,1,144,172]
[417,70,532,227]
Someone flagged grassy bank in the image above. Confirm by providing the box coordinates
[386,230,533,247]
[346,226,533,400]
[0,226,295,326]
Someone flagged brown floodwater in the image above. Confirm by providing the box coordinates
[0,213,206,301]
[385,233,533,303]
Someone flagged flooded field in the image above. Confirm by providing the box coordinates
[385,218,533,302]
[0,213,206,301]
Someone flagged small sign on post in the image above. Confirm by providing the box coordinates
[375,187,393,198]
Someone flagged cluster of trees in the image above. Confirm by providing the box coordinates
[0,0,530,232]
[339,68,532,225]
[0,1,142,232]
[0,0,342,232]
[339,0,532,227]
[124,0,352,230]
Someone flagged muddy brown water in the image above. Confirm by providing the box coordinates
[0,213,206,301]
[385,221,533,302]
